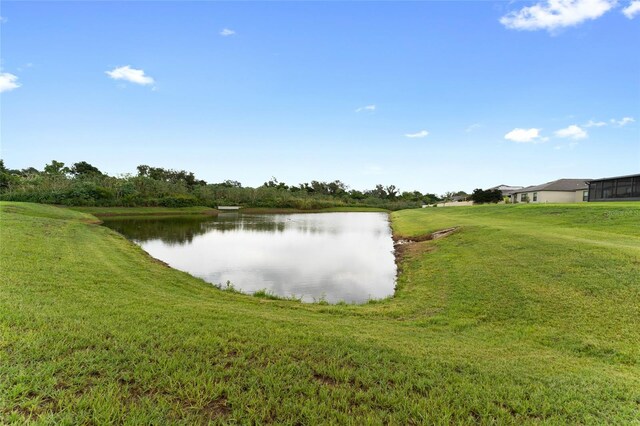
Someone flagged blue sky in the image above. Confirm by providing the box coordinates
[1,1,639,194]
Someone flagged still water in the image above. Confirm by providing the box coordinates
[103,213,397,303]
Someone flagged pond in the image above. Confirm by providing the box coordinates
[102,212,397,303]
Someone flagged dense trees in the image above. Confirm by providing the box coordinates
[0,160,442,210]
[70,161,103,178]
[470,188,503,204]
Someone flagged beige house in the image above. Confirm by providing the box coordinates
[510,179,590,204]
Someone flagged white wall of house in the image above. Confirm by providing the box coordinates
[513,191,586,203]
[435,200,474,207]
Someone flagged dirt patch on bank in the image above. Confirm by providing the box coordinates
[393,227,459,270]
[393,227,458,245]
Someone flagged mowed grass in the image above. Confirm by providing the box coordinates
[1,201,639,424]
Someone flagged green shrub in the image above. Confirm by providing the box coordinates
[159,194,199,208]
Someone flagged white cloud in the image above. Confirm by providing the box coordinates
[465,123,483,132]
[0,72,21,93]
[105,65,155,86]
[504,128,546,143]
[405,130,429,138]
[622,0,640,17]
[555,124,588,139]
[500,0,616,32]
[220,28,236,36]
[0,16,7,24]
[610,116,635,126]
[584,119,607,127]
[355,104,376,113]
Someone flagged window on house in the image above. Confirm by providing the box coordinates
[532,192,538,202]
[521,193,527,202]
[583,190,588,202]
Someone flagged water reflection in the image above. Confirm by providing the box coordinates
[103,213,396,303]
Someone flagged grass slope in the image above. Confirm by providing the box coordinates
[1,201,639,424]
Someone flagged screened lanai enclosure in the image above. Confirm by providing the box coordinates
[588,174,640,201]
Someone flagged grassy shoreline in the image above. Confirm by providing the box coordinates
[70,205,390,217]
[68,206,219,217]
[2,201,639,423]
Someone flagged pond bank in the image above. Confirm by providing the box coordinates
[2,201,639,423]
[70,205,391,217]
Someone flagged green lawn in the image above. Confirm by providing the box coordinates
[1,201,639,424]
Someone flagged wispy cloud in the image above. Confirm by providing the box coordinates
[610,116,635,127]
[362,164,383,176]
[0,16,7,24]
[465,123,483,133]
[106,65,155,86]
[405,130,429,139]
[220,28,236,37]
[555,124,588,139]
[622,0,640,18]
[583,119,607,127]
[500,0,616,32]
[355,104,376,113]
[16,63,34,72]
[504,128,547,143]
[0,72,21,93]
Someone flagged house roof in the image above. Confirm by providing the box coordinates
[487,184,524,195]
[587,173,640,183]
[513,179,590,194]
[487,184,524,191]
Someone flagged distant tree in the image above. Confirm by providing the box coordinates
[263,177,288,190]
[299,182,314,193]
[327,180,348,196]
[310,180,328,195]
[401,191,425,202]
[470,188,502,204]
[136,164,206,187]
[443,191,456,203]
[19,167,41,176]
[220,180,242,188]
[43,160,70,176]
[71,161,103,178]
[0,160,16,190]
[368,184,387,199]
[423,193,441,204]
[385,185,399,199]
[348,189,366,200]
[137,165,151,177]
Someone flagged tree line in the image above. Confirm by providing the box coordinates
[0,160,444,210]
